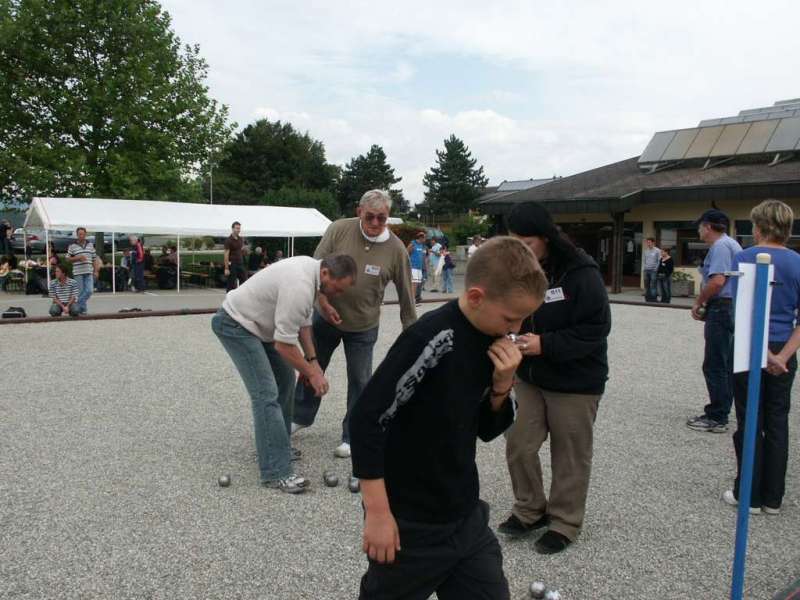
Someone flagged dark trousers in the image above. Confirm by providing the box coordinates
[359,501,509,600]
[226,263,247,292]
[702,300,734,423]
[133,261,145,291]
[732,343,796,509]
[293,311,378,443]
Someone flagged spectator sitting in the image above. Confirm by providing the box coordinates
[248,246,265,272]
[273,249,284,262]
[49,264,80,317]
[120,248,131,270]
[47,241,60,268]
[0,255,11,290]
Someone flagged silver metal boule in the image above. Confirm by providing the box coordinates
[529,581,546,599]
[544,590,561,600]
[348,476,360,493]
[218,475,231,487]
[323,471,339,487]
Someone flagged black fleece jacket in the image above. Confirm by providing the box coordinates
[519,250,611,395]
[350,301,514,524]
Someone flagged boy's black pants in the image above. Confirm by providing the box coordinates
[359,501,509,600]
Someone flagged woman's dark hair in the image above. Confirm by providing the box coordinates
[507,202,579,275]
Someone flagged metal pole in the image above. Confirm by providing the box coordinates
[177,235,181,293]
[730,253,772,600]
[210,166,213,205]
[112,233,116,294]
[45,229,50,287]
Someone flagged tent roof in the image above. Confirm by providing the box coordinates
[24,197,331,237]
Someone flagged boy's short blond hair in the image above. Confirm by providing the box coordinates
[465,236,547,301]
[751,199,794,244]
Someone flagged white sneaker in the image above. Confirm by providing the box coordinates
[722,490,761,515]
[291,423,306,435]
[263,474,308,494]
[334,442,351,458]
[763,505,780,515]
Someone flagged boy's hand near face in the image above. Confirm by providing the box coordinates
[488,337,522,405]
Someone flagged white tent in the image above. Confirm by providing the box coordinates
[24,197,332,293]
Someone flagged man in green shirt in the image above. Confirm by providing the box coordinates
[292,189,417,458]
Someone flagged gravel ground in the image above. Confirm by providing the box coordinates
[1,303,798,600]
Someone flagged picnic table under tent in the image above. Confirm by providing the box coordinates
[23,197,332,293]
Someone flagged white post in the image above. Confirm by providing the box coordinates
[111,233,116,294]
[45,229,50,286]
[177,235,181,292]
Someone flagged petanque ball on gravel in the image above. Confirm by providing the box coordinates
[529,581,546,598]
[348,476,360,493]
[323,471,339,487]
[544,590,561,600]
[218,475,231,488]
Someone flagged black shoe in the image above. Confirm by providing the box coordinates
[535,530,572,555]
[497,514,549,538]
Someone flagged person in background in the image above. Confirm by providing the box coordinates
[657,247,674,303]
[428,236,443,292]
[48,264,80,317]
[687,209,742,433]
[0,220,11,256]
[273,249,284,262]
[407,231,426,304]
[0,255,11,291]
[642,237,661,302]
[500,201,611,555]
[723,200,800,516]
[66,227,98,315]
[143,248,154,273]
[129,235,146,292]
[47,241,59,269]
[248,246,265,273]
[442,244,456,294]
[467,235,482,260]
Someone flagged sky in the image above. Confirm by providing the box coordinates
[161,0,800,206]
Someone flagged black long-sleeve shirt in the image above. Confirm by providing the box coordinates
[350,300,515,524]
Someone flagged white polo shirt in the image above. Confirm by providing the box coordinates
[222,256,320,344]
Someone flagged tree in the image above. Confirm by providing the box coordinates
[260,186,339,221]
[337,144,404,215]
[421,135,488,215]
[0,0,234,205]
[212,119,338,204]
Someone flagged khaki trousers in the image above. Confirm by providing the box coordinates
[505,380,600,541]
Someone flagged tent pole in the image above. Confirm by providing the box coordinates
[111,233,116,294]
[177,235,181,293]
[45,229,50,287]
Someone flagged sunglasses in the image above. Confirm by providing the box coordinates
[364,213,388,224]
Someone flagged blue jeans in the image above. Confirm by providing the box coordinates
[133,261,145,291]
[643,270,658,301]
[702,300,734,423]
[443,268,454,293]
[657,274,671,303]
[293,311,379,443]
[212,308,296,482]
[74,273,93,314]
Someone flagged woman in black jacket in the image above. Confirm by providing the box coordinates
[498,201,611,555]
[657,247,674,303]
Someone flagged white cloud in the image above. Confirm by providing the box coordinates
[161,0,800,205]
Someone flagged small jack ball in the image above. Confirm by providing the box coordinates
[323,471,339,487]
[544,590,561,600]
[348,476,360,493]
[529,581,546,599]
[218,475,231,487]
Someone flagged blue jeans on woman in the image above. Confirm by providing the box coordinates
[443,268,455,293]
[212,308,296,483]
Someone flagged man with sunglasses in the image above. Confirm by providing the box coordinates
[292,189,417,459]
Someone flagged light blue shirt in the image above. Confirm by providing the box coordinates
[700,234,742,299]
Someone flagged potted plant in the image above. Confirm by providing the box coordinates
[671,270,695,297]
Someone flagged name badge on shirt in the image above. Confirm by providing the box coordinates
[545,287,565,303]
[365,264,381,276]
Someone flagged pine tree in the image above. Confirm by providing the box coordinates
[421,135,488,215]
[337,145,404,215]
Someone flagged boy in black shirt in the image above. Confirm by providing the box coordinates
[350,236,548,600]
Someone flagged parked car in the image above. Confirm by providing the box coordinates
[11,229,141,254]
